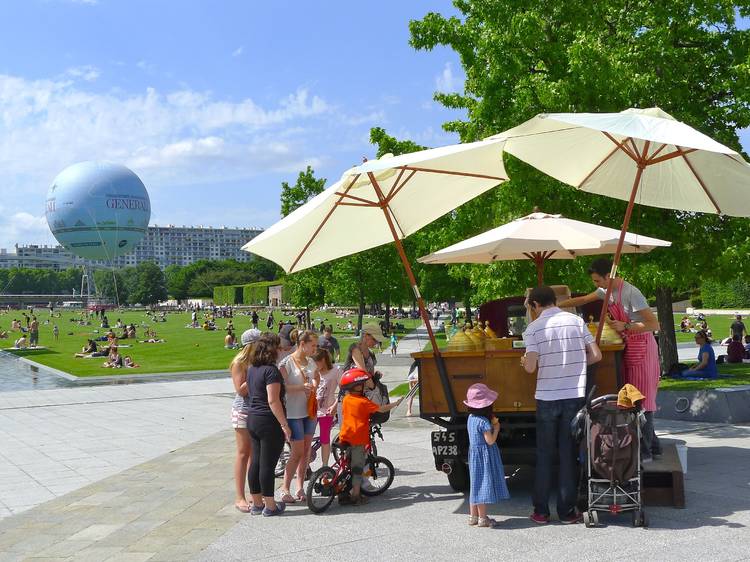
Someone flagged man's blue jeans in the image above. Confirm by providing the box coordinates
[533,398,584,518]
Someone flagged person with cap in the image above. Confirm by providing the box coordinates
[521,285,602,525]
[230,328,261,513]
[342,325,380,375]
[464,383,510,528]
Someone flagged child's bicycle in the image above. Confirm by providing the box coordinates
[305,440,395,513]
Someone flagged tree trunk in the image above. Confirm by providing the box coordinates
[305,306,311,330]
[655,285,678,375]
[464,290,472,324]
[384,293,391,333]
[357,288,365,335]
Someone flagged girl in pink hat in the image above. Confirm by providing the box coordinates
[465,383,510,528]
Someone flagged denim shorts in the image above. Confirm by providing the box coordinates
[288,417,317,441]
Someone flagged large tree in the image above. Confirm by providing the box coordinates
[279,167,329,327]
[409,1,750,371]
[126,261,168,306]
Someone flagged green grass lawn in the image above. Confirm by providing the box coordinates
[671,313,739,343]
[1,309,421,377]
[659,362,750,391]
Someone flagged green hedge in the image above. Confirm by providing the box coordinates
[213,285,244,305]
[214,280,285,305]
[701,279,750,308]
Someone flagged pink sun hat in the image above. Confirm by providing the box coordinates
[463,383,498,408]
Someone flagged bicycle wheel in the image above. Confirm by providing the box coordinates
[361,455,394,496]
[306,466,337,513]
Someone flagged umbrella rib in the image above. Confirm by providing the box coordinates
[385,167,407,200]
[334,192,379,206]
[396,165,506,181]
[578,140,626,188]
[288,174,360,272]
[647,147,697,166]
[646,142,668,161]
[603,133,638,163]
[680,151,722,213]
[385,169,417,204]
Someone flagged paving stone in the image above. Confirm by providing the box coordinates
[104,553,156,562]
[67,523,124,541]
[35,539,94,557]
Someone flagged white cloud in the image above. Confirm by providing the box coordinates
[435,62,462,93]
[65,65,100,81]
[0,210,51,251]
[0,72,336,248]
[232,46,244,57]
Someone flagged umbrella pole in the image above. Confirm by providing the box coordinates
[368,172,458,417]
[533,253,545,286]
[595,162,646,344]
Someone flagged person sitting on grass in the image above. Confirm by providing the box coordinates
[102,346,123,368]
[679,316,693,333]
[725,334,745,364]
[123,355,140,368]
[674,330,718,379]
[13,334,28,349]
[337,368,402,506]
[225,331,238,349]
[744,335,750,358]
[0,328,7,339]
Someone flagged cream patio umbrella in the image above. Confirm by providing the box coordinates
[490,107,750,340]
[242,139,507,415]
[418,211,671,285]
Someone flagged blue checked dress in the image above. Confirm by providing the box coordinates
[468,414,510,505]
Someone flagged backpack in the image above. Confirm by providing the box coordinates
[366,379,391,424]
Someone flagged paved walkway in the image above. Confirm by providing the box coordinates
[0,379,234,518]
[2,408,749,561]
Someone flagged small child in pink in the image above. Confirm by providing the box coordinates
[312,348,342,466]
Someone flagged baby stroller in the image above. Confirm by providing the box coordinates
[572,387,648,527]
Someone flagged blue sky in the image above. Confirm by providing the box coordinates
[0,0,465,249]
[1,1,748,252]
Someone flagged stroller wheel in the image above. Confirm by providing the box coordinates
[632,509,645,527]
[583,511,592,528]
[591,510,599,526]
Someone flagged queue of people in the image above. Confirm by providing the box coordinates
[230,322,395,515]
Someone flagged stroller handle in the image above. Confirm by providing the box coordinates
[588,393,620,410]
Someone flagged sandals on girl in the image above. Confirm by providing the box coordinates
[279,492,296,504]
[468,515,478,526]
[477,517,500,528]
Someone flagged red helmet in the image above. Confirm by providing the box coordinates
[340,368,371,390]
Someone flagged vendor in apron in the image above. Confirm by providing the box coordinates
[558,258,661,462]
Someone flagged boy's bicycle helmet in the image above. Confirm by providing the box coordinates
[340,368,371,390]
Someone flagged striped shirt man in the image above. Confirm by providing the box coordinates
[522,307,595,401]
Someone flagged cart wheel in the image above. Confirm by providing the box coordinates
[641,510,649,528]
[583,511,592,528]
[446,461,470,493]
[591,510,599,526]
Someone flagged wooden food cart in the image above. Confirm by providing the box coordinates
[412,294,624,492]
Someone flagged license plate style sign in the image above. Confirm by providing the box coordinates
[431,430,460,458]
